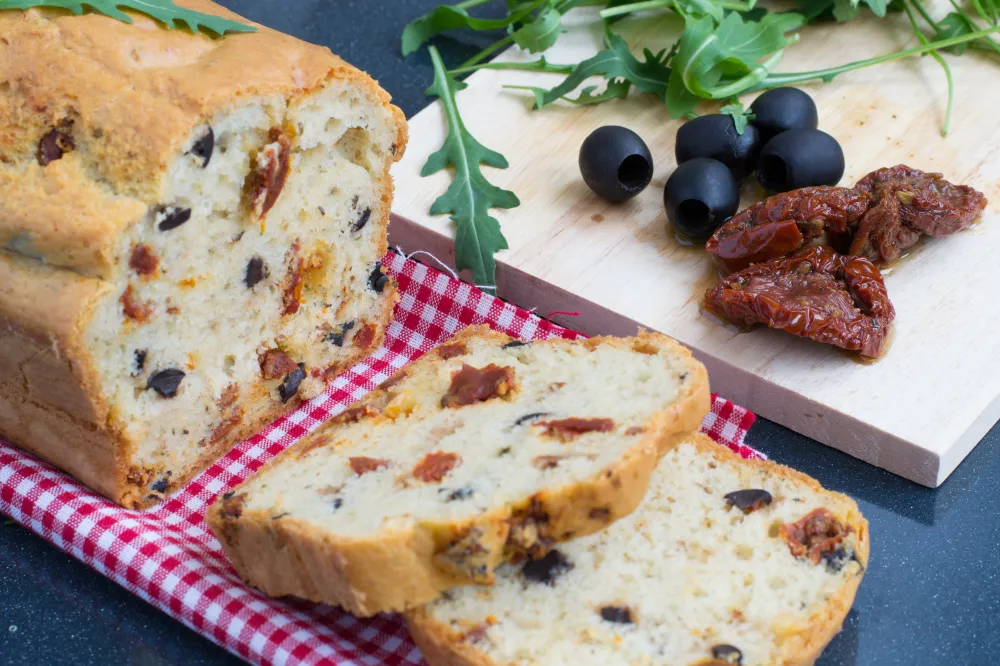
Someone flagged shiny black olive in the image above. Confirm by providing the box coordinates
[675,114,762,179]
[578,126,653,202]
[749,87,819,142]
[755,129,845,194]
[663,158,740,240]
[146,368,185,398]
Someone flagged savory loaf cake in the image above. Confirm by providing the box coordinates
[206,325,709,616]
[0,1,407,507]
[408,434,869,666]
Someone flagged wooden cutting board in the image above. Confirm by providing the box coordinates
[388,4,1000,487]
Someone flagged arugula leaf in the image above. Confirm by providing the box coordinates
[720,100,755,134]
[665,66,700,117]
[526,33,671,109]
[509,6,563,51]
[930,6,1000,54]
[936,12,976,52]
[667,12,802,100]
[832,0,861,21]
[0,0,255,35]
[402,0,544,57]
[793,0,888,22]
[422,46,519,289]
[507,78,632,106]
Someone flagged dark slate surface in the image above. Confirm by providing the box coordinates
[2,1,999,664]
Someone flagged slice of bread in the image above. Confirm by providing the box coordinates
[206,325,709,616]
[407,434,869,666]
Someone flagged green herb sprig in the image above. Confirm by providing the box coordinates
[421,46,520,288]
[0,0,256,35]
[404,0,1000,291]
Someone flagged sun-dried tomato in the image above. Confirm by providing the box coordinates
[249,127,291,221]
[855,165,986,237]
[120,284,153,323]
[704,246,895,358]
[129,244,160,277]
[706,187,870,273]
[848,186,923,266]
[281,242,304,316]
[412,451,461,482]
[349,456,389,476]
[441,363,516,407]
[780,508,852,564]
[259,349,297,380]
[331,405,378,424]
[535,417,614,441]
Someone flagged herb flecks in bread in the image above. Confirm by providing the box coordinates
[0,0,407,507]
[206,325,710,616]
[407,434,869,666]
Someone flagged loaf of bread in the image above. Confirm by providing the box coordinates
[408,434,869,666]
[206,325,709,616]
[0,1,407,507]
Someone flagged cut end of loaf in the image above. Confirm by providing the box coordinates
[206,326,710,615]
[83,79,405,507]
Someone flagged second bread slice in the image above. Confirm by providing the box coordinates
[206,325,709,615]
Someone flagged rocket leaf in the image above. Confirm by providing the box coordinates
[666,11,803,100]
[526,33,671,108]
[0,0,256,35]
[422,46,519,289]
[402,0,546,56]
[509,6,563,51]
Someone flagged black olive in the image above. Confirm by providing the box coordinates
[324,321,356,347]
[37,123,74,166]
[351,208,372,233]
[189,128,214,168]
[513,412,551,427]
[157,206,192,231]
[711,644,744,664]
[749,87,819,143]
[578,126,653,202]
[278,364,306,403]
[133,349,147,375]
[599,606,634,624]
[244,256,268,289]
[368,262,389,293]
[521,550,573,585]
[147,369,185,398]
[663,158,740,240]
[675,114,762,179]
[724,488,773,514]
[756,129,845,194]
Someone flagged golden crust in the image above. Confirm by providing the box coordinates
[0,0,406,276]
[405,433,869,666]
[206,326,711,616]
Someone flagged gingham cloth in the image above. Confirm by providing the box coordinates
[0,251,758,666]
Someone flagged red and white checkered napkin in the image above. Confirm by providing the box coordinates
[0,251,758,666]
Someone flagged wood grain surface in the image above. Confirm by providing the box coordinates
[389,4,1000,486]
